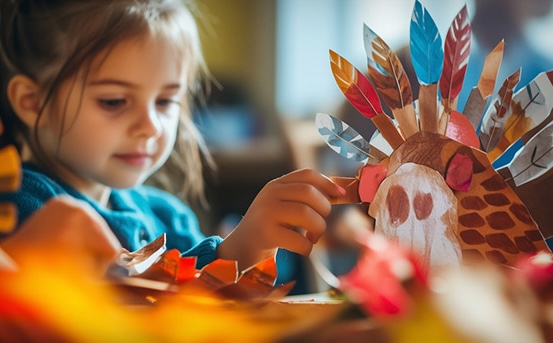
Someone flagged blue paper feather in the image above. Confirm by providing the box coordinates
[315,112,370,164]
[409,0,444,85]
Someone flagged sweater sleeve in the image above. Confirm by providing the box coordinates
[136,186,224,269]
[181,235,223,269]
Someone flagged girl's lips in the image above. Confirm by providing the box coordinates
[114,153,152,167]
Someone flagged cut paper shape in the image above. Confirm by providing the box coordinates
[410,0,443,133]
[488,70,553,162]
[445,110,480,148]
[358,164,388,203]
[330,49,405,149]
[491,109,553,170]
[364,24,418,138]
[0,145,21,233]
[463,40,504,129]
[438,5,471,120]
[114,234,167,276]
[316,112,371,164]
[139,248,182,283]
[0,145,21,193]
[109,236,294,302]
[479,68,521,152]
[410,0,443,86]
[217,256,296,301]
[503,121,553,187]
[329,176,360,204]
[176,256,198,283]
[369,162,461,270]
[0,204,16,234]
[445,153,473,191]
[186,259,238,290]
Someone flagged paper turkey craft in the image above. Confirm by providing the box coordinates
[317,0,552,269]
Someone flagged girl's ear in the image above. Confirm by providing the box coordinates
[7,74,43,127]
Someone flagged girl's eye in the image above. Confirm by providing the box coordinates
[98,98,126,110]
[156,99,180,113]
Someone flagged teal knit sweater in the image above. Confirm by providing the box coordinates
[0,163,222,269]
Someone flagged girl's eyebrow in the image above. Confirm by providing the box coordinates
[87,79,183,90]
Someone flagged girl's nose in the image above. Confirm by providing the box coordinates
[133,105,163,138]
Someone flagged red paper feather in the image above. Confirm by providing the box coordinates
[330,49,405,149]
[439,5,471,114]
[330,49,383,118]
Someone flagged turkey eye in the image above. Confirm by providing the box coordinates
[414,191,433,220]
[386,185,409,227]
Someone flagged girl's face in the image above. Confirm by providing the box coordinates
[36,36,186,201]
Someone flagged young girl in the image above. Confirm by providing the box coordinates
[0,0,345,273]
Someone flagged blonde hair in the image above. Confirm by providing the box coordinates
[0,0,213,201]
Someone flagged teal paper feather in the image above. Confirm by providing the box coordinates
[409,0,443,85]
[315,112,370,164]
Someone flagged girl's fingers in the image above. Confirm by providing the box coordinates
[268,182,333,218]
[273,169,346,199]
[267,226,314,256]
[219,168,346,269]
[274,201,327,243]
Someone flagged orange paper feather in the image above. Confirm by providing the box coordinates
[330,49,404,149]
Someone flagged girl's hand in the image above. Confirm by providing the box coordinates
[1,196,121,277]
[217,168,346,270]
